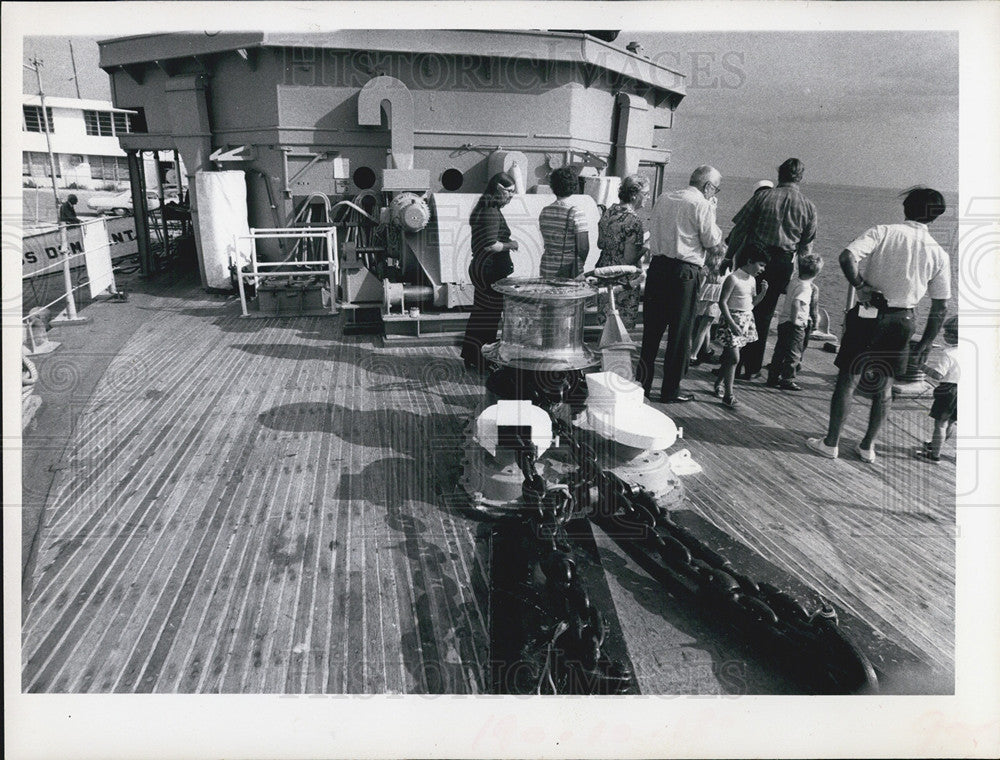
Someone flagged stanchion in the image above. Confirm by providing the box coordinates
[50,224,89,325]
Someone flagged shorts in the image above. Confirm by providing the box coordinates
[717,309,758,348]
[835,305,915,386]
[695,300,721,319]
[930,382,957,423]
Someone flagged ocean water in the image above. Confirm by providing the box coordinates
[662,172,960,333]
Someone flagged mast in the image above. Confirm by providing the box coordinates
[24,57,61,217]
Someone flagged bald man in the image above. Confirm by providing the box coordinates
[637,166,726,402]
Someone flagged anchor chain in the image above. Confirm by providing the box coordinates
[498,441,632,694]
[481,370,878,693]
[553,414,878,693]
[516,408,877,693]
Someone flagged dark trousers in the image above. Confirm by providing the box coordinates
[460,252,510,367]
[636,256,703,398]
[738,252,795,376]
[767,321,807,382]
[460,286,503,367]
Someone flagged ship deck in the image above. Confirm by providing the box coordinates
[21,269,955,694]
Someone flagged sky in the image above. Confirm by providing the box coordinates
[20,30,958,191]
[626,31,959,190]
[22,35,109,101]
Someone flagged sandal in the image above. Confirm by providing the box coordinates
[723,394,738,408]
[713,379,725,398]
[914,448,941,464]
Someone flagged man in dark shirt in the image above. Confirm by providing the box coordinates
[58,194,82,226]
[726,158,818,379]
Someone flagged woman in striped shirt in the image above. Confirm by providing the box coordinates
[538,166,589,279]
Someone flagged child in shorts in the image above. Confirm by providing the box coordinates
[766,253,823,390]
[799,279,821,363]
[689,250,726,366]
[713,247,769,408]
[916,315,959,463]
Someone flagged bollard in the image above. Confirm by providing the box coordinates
[22,353,43,430]
[24,307,60,356]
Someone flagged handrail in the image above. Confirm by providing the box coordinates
[22,218,120,322]
[236,226,339,317]
[285,193,333,262]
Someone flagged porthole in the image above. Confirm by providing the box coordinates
[353,166,377,190]
[441,168,464,191]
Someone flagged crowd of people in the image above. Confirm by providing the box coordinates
[460,159,956,465]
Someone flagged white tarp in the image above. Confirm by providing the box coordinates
[194,170,252,289]
[82,220,115,297]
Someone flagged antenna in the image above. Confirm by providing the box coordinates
[68,39,82,99]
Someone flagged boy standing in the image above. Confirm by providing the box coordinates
[766,253,823,390]
[916,316,959,463]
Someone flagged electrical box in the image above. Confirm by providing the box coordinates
[332,156,351,194]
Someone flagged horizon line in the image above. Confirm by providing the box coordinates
[663,170,958,196]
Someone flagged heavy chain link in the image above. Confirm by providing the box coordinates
[512,408,879,694]
[505,441,631,694]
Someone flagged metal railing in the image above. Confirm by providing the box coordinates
[235,227,339,317]
[21,218,120,323]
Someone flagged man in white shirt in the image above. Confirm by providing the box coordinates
[807,187,951,463]
[637,166,726,402]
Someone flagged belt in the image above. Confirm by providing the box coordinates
[655,256,702,269]
[765,247,795,262]
[880,306,914,314]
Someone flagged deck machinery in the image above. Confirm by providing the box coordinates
[459,270,688,694]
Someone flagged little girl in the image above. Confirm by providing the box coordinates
[714,248,769,407]
[689,250,726,366]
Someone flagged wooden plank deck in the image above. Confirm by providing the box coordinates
[675,360,955,675]
[591,354,954,693]
[21,279,954,693]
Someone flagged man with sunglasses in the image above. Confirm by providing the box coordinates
[637,165,726,403]
[726,158,819,380]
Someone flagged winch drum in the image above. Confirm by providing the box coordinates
[484,277,599,371]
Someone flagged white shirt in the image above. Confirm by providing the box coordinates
[648,185,723,266]
[845,220,951,308]
[926,344,960,384]
[780,277,814,326]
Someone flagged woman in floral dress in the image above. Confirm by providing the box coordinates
[596,174,650,329]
